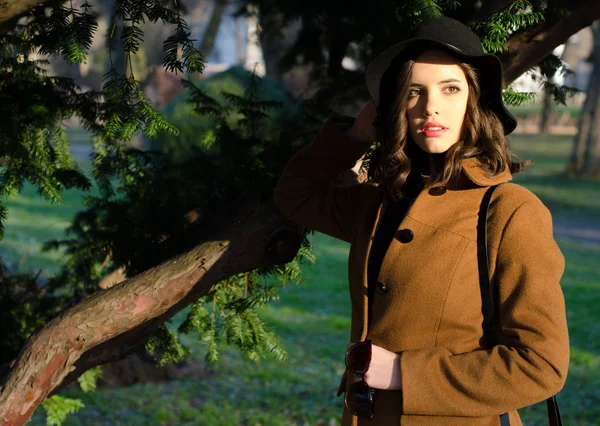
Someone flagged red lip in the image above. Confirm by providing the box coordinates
[421,121,448,137]
[421,122,447,131]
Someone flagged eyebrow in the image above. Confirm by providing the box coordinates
[409,78,463,87]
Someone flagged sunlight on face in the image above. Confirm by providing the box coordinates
[406,49,469,154]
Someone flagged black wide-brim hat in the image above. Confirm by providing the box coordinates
[365,16,517,135]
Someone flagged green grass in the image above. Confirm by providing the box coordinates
[510,133,600,220]
[507,102,581,119]
[3,131,598,425]
[26,232,600,426]
[1,159,96,276]
[518,237,600,425]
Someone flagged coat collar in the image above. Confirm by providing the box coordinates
[374,156,513,201]
[459,157,512,187]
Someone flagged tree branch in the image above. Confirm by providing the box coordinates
[500,1,600,86]
[0,0,60,34]
[0,199,304,425]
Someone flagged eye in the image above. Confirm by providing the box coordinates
[444,85,461,94]
[408,88,421,97]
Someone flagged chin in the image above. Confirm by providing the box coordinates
[417,140,453,154]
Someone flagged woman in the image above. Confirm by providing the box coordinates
[273,16,569,426]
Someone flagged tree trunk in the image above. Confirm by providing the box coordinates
[257,12,302,82]
[569,21,600,177]
[540,34,583,135]
[569,71,597,172]
[199,0,228,58]
[0,199,304,425]
[539,84,554,135]
[235,13,246,65]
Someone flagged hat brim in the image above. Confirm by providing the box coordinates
[365,38,517,135]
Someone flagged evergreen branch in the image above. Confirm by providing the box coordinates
[145,325,191,366]
[162,14,205,74]
[411,0,443,18]
[502,86,537,106]
[76,366,102,393]
[538,53,573,79]
[41,395,85,426]
[121,24,144,54]
[541,80,580,106]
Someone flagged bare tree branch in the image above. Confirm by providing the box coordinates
[501,1,600,85]
[0,199,304,425]
[0,0,60,34]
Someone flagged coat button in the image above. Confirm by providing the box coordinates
[429,186,447,196]
[397,228,414,243]
[376,281,388,294]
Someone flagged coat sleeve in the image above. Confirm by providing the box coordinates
[273,115,374,243]
[398,197,570,417]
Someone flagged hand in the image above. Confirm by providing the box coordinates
[347,342,402,391]
[349,101,378,142]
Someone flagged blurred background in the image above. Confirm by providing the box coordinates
[0,1,598,425]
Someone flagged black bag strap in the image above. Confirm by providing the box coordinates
[477,184,562,426]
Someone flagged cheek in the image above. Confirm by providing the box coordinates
[460,97,469,118]
[406,104,418,129]
[452,96,469,127]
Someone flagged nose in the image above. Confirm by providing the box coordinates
[423,92,439,117]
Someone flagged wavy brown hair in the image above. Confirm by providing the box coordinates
[364,55,531,201]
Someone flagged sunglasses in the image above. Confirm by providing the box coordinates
[344,340,378,419]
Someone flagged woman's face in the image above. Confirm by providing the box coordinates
[406,49,469,154]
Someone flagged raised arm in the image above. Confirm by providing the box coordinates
[273,103,377,242]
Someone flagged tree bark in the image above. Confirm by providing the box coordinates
[235,12,246,64]
[258,12,302,82]
[539,84,554,135]
[0,199,304,425]
[569,21,600,176]
[0,0,58,34]
[570,65,598,173]
[199,0,228,58]
[581,22,600,176]
[500,1,600,86]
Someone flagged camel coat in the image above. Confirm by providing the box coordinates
[272,116,570,426]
